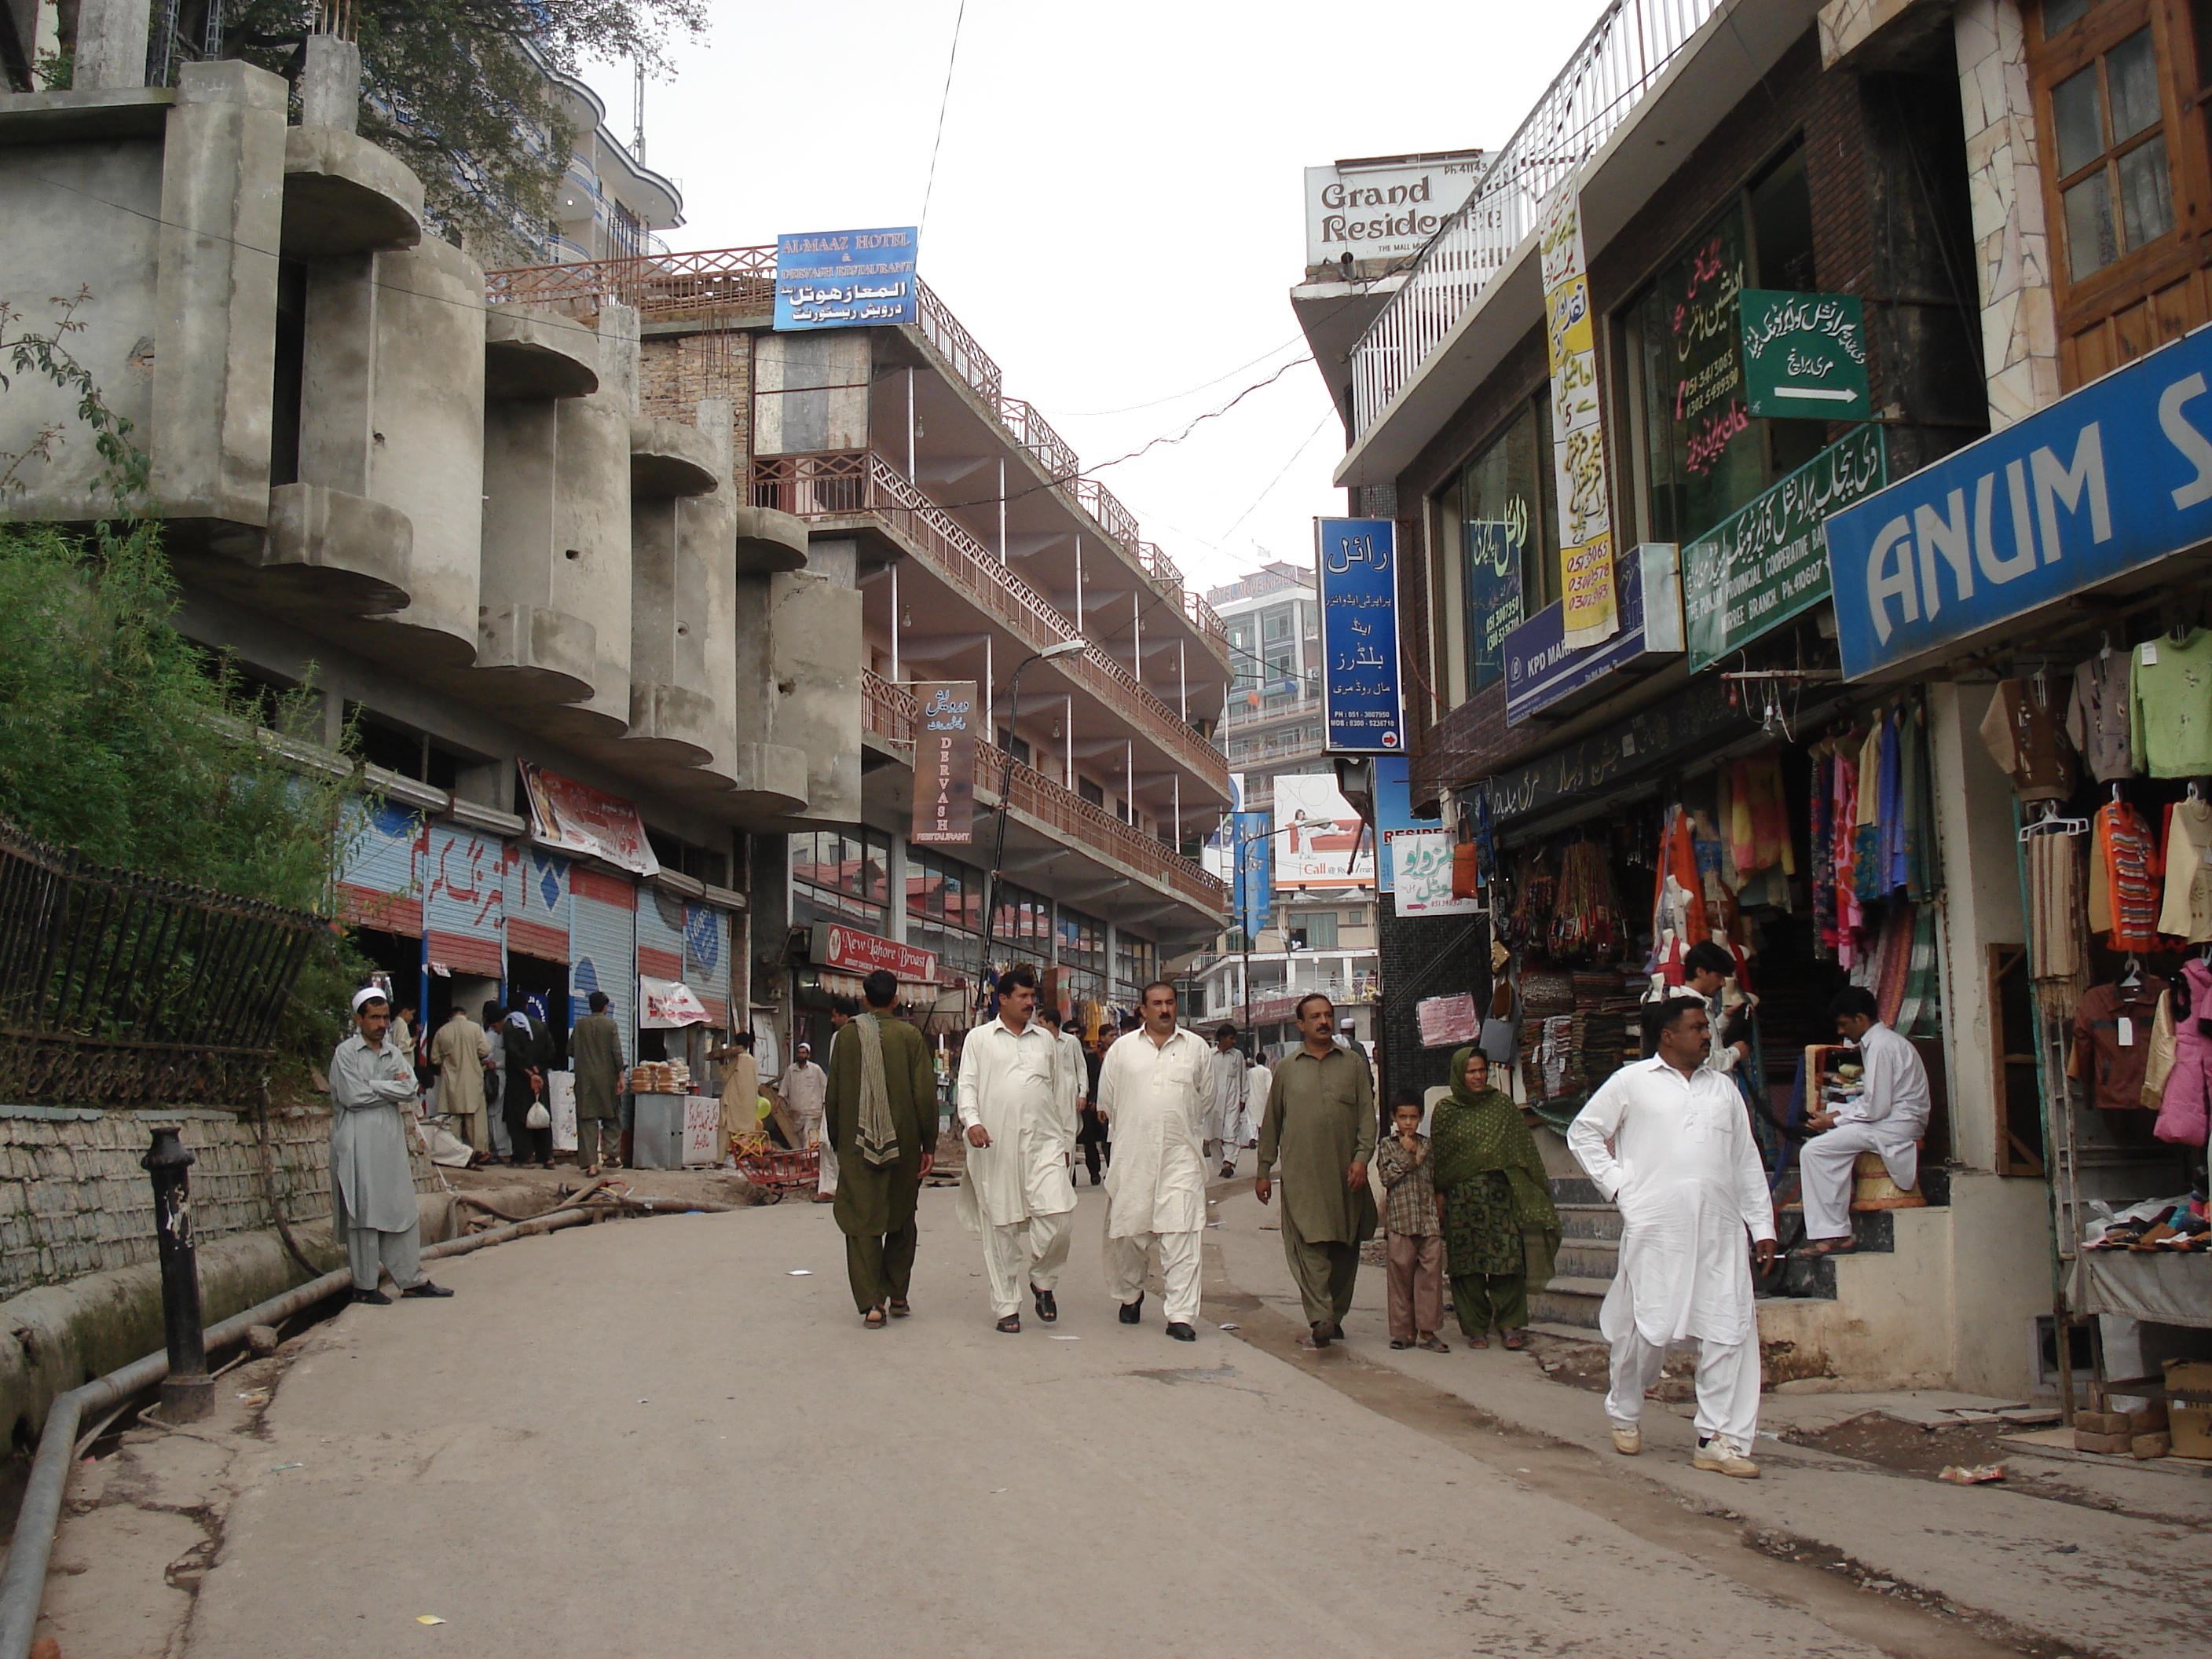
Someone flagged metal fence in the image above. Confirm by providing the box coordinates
[0,824,323,1105]
[1350,0,1725,434]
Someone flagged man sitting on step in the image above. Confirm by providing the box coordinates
[1802,987,1929,1258]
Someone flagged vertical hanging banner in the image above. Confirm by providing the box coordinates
[1232,809,1273,938]
[911,680,977,845]
[1316,517,1405,753]
[1538,179,1618,649]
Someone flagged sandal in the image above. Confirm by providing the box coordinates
[863,1306,888,1328]
[1418,1335,1452,1353]
[888,1299,911,1318]
[1502,1329,1525,1351]
[1390,1338,1412,1350]
[1469,1336,1490,1349]
[995,1314,1022,1335]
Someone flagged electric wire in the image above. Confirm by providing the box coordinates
[916,0,967,240]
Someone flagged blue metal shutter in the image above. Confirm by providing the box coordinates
[569,868,637,1041]
[339,798,422,936]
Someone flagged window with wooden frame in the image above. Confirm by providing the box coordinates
[2031,0,2212,386]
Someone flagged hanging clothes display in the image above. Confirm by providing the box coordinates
[2070,972,2171,1111]
[2130,630,2212,778]
[2024,827,2086,981]
[2095,800,2164,952]
[2159,796,2212,943]
[2155,958,2212,1147]
[1979,676,2081,803]
[2067,651,2136,784]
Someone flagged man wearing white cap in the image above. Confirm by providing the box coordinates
[330,987,452,1304]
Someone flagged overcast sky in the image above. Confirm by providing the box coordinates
[580,0,1613,598]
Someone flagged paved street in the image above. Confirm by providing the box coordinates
[38,1184,2207,1659]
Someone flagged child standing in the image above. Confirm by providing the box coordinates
[1377,1092,1450,1352]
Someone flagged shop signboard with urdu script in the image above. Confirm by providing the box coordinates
[1682,425,1886,671]
[774,227,918,331]
[910,681,977,845]
[1825,325,2212,679]
[1738,290,1870,420]
[1317,518,1406,752]
[1539,179,1618,648]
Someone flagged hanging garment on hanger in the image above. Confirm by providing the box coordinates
[2026,827,2086,980]
[1979,677,2082,801]
[2067,654,2137,783]
[2155,958,2212,1147]
[2130,630,2212,777]
[1855,720,1887,906]
[2158,795,2212,942]
[2071,971,2172,1110]
[1811,750,1837,959]
[2097,798,2165,952]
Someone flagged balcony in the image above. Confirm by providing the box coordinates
[760,451,1229,796]
[484,247,1228,653]
[1346,0,1728,437]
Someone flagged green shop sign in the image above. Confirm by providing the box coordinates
[1738,289,1870,419]
[1683,424,1885,671]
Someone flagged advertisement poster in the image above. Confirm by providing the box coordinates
[1316,518,1405,753]
[1274,772,1375,888]
[519,762,660,877]
[1232,808,1272,938]
[774,227,918,330]
[910,681,977,845]
[1391,828,1480,916]
[1538,179,1617,648]
[1416,993,1481,1049]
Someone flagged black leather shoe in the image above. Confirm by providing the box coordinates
[351,1288,391,1306]
[1166,1322,1196,1342]
[401,1280,454,1298]
[1119,1293,1143,1324]
[1031,1286,1057,1322]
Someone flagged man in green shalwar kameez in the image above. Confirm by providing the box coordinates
[1256,994,1377,1349]
[822,969,939,1326]
[1431,1046,1558,1348]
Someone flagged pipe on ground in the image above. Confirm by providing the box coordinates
[0,1205,601,1659]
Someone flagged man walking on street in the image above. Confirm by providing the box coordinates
[1076,1023,1113,1187]
[1097,980,1212,1339]
[1207,1024,1245,1175]
[780,1041,828,1152]
[429,1004,490,1162]
[1567,995,1776,1478]
[816,997,856,1203]
[331,987,452,1304]
[823,971,937,1327]
[1257,993,1377,1350]
[957,965,1078,1334]
[571,991,624,1175]
[1803,987,1930,1255]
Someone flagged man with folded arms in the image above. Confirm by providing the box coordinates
[330,987,452,1305]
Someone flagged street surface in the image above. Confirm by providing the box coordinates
[40,1181,2210,1658]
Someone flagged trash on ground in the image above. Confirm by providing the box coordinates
[1218,1323,1239,1331]
[1937,1463,2005,1484]
[416,1614,447,1625]
[271,1462,302,1472]
[787,1269,813,1276]
[1049,1334,1080,1341]
[236,1389,271,1406]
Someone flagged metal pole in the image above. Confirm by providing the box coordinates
[141,1127,211,1422]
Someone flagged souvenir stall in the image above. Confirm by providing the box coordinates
[1993,635,2212,1438]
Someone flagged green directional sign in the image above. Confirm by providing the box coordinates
[1738,289,1870,420]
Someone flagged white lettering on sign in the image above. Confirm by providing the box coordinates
[2162,372,2212,509]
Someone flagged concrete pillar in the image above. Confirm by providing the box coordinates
[298,34,361,131]
[598,302,641,416]
[150,61,287,524]
[886,837,910,943]
[72,0,149,89]
[693,396,739,781]
[555,387,635,730]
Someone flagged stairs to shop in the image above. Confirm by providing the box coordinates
[1531,1176,1615,1331]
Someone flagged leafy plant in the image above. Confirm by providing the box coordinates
[0,289,149,509]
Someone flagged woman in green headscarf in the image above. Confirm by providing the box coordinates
[1431,1046,1558,1349]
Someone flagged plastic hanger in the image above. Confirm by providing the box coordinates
[2101,632,2113,662]
[2019,802,2088,841]
[2122,954,2144,991]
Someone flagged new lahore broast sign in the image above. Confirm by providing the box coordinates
[811,923,939,986]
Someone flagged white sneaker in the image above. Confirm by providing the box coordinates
[1693,1437,1760,1478]
[1610,1423,1641,1456]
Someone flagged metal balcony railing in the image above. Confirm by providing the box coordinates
[1349,0,1726,435]
[759,452,1230,795]
[862,668,917,745]
[485,247,1229,654]
[976,741,1226,917]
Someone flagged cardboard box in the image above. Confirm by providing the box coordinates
[2165,1358,2212,1395]
[2074,1429,2133,1455]
[2171,1401,2212,1459]
[2132,1432,2171,1459]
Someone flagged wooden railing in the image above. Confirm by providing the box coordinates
[975,742,1226,917]
[758,452,1229,794]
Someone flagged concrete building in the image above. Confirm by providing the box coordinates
[1192,562,1377,1054]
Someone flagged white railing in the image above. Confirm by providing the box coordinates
[1349,0,1725,435]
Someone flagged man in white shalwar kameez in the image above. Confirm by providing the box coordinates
[1206,1025,1246,1174]
[1041,1005,1086,1130]
[329,988,453,1305]
[1567,996,1774,1477]
[1245,1053,1273,1145]
[957,966,1077,1333]
[1802,986,1930,1253]
[1097,981,1213,1340]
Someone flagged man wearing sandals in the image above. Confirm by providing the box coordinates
[1256,993,1378,1350]
[1802,986,1929,1257]
[823,971,938,1328]
[1568,995,1776,1478]
[955,965,1078,1334]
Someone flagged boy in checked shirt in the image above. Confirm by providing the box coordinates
[1377,1090,1449,1351]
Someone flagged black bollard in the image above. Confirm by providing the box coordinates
[142,1126,213,1421]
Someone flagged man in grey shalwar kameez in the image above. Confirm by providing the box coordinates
[330,987,453,1305]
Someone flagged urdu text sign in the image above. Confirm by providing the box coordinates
[1317,518,1406,752]
[1825,327,2212,679]
[1738,290,1870,421]
[775,228,918,331]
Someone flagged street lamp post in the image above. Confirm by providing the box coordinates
[980,637,1085,998]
